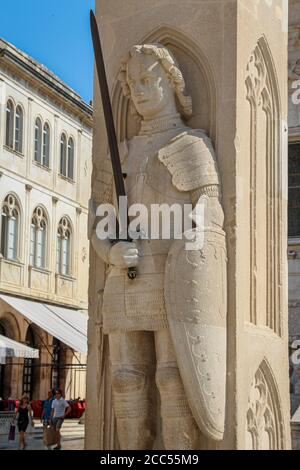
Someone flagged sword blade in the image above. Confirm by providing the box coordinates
[90,10,126,202]
[90,10,137,280]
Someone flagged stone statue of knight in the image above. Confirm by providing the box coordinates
[90,44,227,450]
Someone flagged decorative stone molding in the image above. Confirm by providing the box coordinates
[55,272,75,299]
[57,217,71,239]
[245,360,285,450]
[32,206,47,231]
[288,26,300,88]
[28,265,51,292]
[245,37,282,335]
[81,247,87,263]
[2,194,19,219]
[0,257,24,288]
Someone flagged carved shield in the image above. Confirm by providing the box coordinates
[164,230,227,441]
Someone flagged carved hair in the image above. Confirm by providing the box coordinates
[119,43,193,119]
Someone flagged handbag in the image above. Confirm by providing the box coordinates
[8,423,16,441]
[43,424,56,446]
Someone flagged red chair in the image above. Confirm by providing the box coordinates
[79,401,85,418]
[30,400,36,416]
[74,401,81,419]
[31,400,43,418]
[36,400,43,418]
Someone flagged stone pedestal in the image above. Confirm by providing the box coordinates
[86,0,290,450]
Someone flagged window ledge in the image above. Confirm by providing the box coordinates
[0,257,24,267]
[3,145,24,158]
[58,174,75,184]
[32,160,51,172]
[28,265,51,274]
[55,272,75,281]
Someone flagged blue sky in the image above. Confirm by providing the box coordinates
[0,0,95,103]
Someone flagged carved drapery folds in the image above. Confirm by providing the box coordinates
[245,38,282,335]
[245,361,284,450]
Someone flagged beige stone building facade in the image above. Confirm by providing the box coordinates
[0,39,92,401]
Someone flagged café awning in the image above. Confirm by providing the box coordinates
[0,334,39,364]
[0,294,88,354]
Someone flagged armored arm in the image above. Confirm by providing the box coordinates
[158,129,225,231]
[190,185,225,231]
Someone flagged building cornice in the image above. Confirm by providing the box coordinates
[0,39,93,126]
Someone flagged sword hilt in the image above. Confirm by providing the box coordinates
[110,239,138,280]
[127,266,137,280]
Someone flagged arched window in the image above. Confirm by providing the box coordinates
[34,118,42,163]
[67,137,75,180]
[60,133,67,177]
[15,106,23,153]
[1,194,20,261]
[42,123,50,167]
[30,206,47,269]
[56,217,71,276]
[5,100,14,149]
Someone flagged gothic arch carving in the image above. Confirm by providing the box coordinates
[111,25,217,145]
[245,359,285,450]
[245,36,282,335]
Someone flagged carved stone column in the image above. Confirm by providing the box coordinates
[86,0,290,450]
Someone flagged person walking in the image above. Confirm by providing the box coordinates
[51,389,71,450]
[41,390,54,425]
[15,395,33,450]
[41,389,55,449]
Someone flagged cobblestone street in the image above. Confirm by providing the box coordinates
[0,420,84,451]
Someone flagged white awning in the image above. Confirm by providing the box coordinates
[0,334,39,363]
[0,294,88,354]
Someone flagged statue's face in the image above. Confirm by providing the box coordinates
[127,53,175,119]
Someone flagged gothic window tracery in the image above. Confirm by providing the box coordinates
[56,217,72,276]
[1,194,20,261]
[30,206,47,269]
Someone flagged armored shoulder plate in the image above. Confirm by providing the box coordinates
[158,130,219,192]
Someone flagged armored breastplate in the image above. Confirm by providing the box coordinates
[125,131,191,209]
